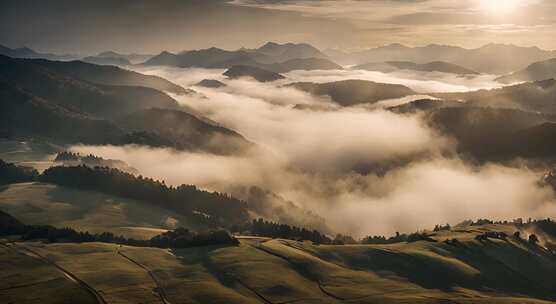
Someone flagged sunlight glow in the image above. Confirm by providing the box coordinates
[478,0,525,15]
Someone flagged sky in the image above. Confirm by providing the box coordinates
[1,0,555,54]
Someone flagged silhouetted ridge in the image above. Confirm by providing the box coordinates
[289,79,416,106]
[224,65,285,82]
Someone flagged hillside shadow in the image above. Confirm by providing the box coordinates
[171,244,240,288]
[315,240,556,301]
[44,185,99,221]
[0,184,9,193]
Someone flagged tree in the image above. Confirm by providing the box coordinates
[528,234,539,245]
[39,165,249,227]
[0,159,39,185]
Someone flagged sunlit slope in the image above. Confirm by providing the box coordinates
[0,244,97,304]
[3,227,555,304]
[0,183,188,239]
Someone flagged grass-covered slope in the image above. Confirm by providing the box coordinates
[2,222,556,303]
[0,183,185,239]
[0,244,97,304]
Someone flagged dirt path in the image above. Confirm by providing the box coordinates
[233,277,274,304]
[4,243,107,304]
[117,250,171,304]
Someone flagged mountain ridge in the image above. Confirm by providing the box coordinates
[325,43,556,74]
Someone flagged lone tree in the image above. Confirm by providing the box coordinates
[529,234,539,245]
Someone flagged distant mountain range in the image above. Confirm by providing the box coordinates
[496,58,556,84]
[143,42,338,72]
[96,51,154,64]
[143,47,269,68]
[353,61,479,75]
[433,79,556,114]
[288,80,416,106]
[82,56,131,66]
[0,44,77,61]
[5,42,556,77]
[245,41,328,62]
[325,43,556,74]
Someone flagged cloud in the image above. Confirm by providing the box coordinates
[71,66,556,237]
[282,69,502,93]
[329,159,556,236]
[70,145,556,237]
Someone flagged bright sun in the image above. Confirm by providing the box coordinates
[478,0,524,15]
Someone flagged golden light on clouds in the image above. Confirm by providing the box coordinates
[477,0,527,15]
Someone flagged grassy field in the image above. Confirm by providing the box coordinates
[0,183,189,239]
[0,179,555,303]
[1,226,555,304]
[0,140,58,172]
[0,243,97,304]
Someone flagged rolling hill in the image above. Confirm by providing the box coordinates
[224,65,285,82]
[0,82,125,144]
[497,58,556,84]
[195,79,226,88]
[1,221,556,303]
[26,57,187,94]
[388,99,465,114]
[354,61,479,75]
[116,108,253,155]
[0,55,180,120]
[0,55,250,154]
[428,106,556,161]
[260,57,342,73]
[0,182,183,239]
[389,99,556,162]
[433,79,556,114]
[289,80,416,106]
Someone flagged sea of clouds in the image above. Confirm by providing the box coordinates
[72,66,556,237]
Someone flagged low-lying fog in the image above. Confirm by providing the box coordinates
[73,66,556,237]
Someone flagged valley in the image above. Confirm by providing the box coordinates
[3,1,556,301]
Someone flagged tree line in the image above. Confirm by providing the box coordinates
[0,159,39,185]
[0,210,238,249]
[38,165,249,227]
[232,218,333,244]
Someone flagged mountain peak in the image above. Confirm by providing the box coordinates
[385,43,408,49]
[261,41,280,48]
